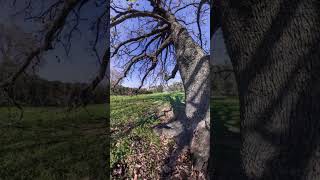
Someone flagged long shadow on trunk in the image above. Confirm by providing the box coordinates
[220,0,320,179]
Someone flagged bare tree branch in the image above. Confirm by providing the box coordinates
[113,35,172,87]
[0,0,81,88]
[79,48,110,106]
[138,61,157,89]
[111,25,169,57]
[164,64,178,81]
[197,0,207,48]
[111,0,210,91]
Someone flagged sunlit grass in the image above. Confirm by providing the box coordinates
[110,92,184,168]
[0,104,107,179]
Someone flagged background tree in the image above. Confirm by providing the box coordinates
[0,23,42,80]
[110,68,123,87]
[167,82,184,92]
[0,23,42,109]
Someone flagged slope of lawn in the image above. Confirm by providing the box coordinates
[0,104,107,180]
[110,92,184,169]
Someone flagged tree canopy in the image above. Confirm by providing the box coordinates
[111,0,210,89]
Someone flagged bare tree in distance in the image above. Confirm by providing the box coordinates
[111,0,212,176]
[0,23,43,76]
[0,23,45,118]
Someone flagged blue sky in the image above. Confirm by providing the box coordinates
[111,0,215,88]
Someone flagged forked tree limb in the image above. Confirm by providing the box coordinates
[164,64,179,81]
[111,25,169,57]
[113,35,172,88]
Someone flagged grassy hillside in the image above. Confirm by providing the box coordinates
[0,104,107,180]
[110,92,184,167]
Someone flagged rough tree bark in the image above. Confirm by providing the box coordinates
[165,12,211,173]
[220,0,320,179]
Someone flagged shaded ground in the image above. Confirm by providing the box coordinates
[0,105,107,179]
[158,96,244,179]
[154,94,195,179]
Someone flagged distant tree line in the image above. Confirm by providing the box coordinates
[110,64,238,97]
[0,77,108,107]
[111,81,185,96]
[0,60,108,107]
[111,86,152,96]
[149,82,184,93]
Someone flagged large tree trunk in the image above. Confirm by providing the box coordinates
[220,0,320,179]
[166,13,211,175]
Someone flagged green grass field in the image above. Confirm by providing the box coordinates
[110,92,184,168]
[0,104,107,180]
[0,92,241,179]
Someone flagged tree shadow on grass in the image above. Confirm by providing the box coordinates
[152,91,211,179]
[152,94,244,179]
[150,94,193,178]
[0,116,107,179]
[160,94,194,178]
